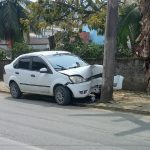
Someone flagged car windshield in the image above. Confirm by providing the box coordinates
[46,53,88,71]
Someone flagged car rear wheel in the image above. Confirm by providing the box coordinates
[10,82,22,98]
[54,85,71,105]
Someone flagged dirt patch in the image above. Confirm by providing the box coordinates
[114,90,150,102]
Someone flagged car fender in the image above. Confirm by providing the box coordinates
[49,78,71,95]
[8,75,20,87]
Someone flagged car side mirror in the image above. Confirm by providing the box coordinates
[40,68,48,73]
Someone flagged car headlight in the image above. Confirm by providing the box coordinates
[69,75,86,84]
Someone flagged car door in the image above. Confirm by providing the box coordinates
[14,56,33,92]
[28,56,52,95]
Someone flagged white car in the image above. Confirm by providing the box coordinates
[3,51,124,105]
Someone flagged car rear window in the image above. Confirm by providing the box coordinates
[18,58,30,70]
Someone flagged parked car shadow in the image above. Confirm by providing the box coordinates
[5,93,93,110]
[22,94,98,105]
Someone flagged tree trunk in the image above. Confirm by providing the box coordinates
[48,35,56,50]
[23,31,30,44]
[145,59,150,94]
[136,0,150,94]
[7,38,13,49]
[100,0,119,102]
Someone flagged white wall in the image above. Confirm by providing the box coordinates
[0,44,49,51]
[0,44,8,50]
[29,44,49,50]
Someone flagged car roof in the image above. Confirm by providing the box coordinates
[19,51,71,57]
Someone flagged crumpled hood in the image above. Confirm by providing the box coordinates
[59,64,124,89]
[59,65,103,79]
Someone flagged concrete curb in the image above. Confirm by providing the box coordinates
[75,103,150,116]
[0,90,9,94]
[0,82,10,93]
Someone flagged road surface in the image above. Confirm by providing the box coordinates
[0,92,150,150]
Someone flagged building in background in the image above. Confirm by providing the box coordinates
[0,40,8,49]
[82,25,104,45]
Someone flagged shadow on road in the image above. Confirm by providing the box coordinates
[70,112,150,137]
[5,93,150,137]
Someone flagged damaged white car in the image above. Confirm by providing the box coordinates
[3,51,124,105]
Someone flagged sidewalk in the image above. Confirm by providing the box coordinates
[0,81,9,93]
[77,91,150,115]
[0,81,150,115]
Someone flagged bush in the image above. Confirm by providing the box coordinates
[64,41,133,58]
[11,42,33,59]
[116,45,133,57]
[0,48,6,60]
[55,31,133,59]
[63,42,104,59]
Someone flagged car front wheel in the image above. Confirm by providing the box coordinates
[54,85,71,105]
[10,82,22,98]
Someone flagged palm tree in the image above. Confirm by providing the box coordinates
[136,0,150,93]
[118,2,141,53]
[137,0,150,58]
[0,0,27,48]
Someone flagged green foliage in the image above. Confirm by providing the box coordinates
[11,42,33,59]
[116,46,133,58]
[86,8,106,34]
[63,41,104,59]
[25,1,141,58]
[26,0,106,33]
[55,31,132,58]
[63,41,133,58]
[0,0,27,42]
[55,32,63,43]
[118,3,141,50]
[0,48,6,60]
[23,2,47,34]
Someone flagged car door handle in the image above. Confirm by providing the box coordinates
[31,74,35,77]
[15,72,19,74]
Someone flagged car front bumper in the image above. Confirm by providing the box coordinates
[67,81,101,98]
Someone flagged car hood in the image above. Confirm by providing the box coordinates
[59,65,103,79]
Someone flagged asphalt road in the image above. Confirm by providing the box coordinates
[0,92,150,150]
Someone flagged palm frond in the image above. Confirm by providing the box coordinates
[0,0,26,41]
[118,3,141,48]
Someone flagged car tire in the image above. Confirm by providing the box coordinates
[54,85,71,105]
[10,82,22,98]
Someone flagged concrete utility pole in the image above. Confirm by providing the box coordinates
[101,0,119,102]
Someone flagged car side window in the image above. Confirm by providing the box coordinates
[32,57,48,71]
[18,57,30,70]
[13,60,19,68]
